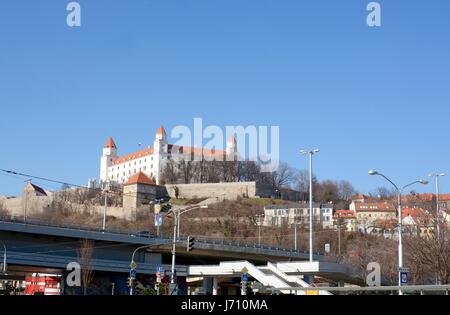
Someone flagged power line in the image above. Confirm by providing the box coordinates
[0,168,163,202]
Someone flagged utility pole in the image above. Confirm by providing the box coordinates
[369,170,428,295]
[301,149,319,262]
[255,214,262,247]
[429,173,446,236]
[102,181,109,231]
[294,222,297,251]
[1,241,6,274]
[23,179,31,223]
[170,208,178,286]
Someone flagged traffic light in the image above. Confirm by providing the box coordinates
[187,236,195,252]
[162,203,172,213]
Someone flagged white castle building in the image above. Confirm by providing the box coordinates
[100,126,237,185]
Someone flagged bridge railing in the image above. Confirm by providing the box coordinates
[0,214,330,259]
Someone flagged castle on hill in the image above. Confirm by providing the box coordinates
[100,126,237,185]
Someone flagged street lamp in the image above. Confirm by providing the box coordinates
[170,205,208,291]
[102,181,110,231]
[368,170,428,295]
[429,173,446,235]
[254,214,263,247]
[301,149,319,262]
[1,241,6,274]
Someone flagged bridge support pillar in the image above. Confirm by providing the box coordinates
[213,277,219,295]
[202,277,213,295]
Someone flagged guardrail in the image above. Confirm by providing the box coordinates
[271,284,450,295]
[0,215,330,258]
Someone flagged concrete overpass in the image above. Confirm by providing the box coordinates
[0,218,367,293]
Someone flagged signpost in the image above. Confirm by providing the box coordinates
[325,243,330,254]
[241,267,249,295]
[399,267,409,286]
[129,261,137,295]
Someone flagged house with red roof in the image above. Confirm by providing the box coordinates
[333,210,357,232]
[402,207,434,237]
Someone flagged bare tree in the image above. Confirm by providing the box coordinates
[237,161,260,182]
[294,170,309,193]
[177,159,197,184]
[405,225,450,284]
[338,180,357,202]
[0,201,9,218]
[161,159,179,184]
[370,186,396,199]
[266,162,295,189]
[77,239,95,295]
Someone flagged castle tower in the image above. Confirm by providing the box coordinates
[226,135,237,157]
[153,126,168,184]
[100,137,117,183]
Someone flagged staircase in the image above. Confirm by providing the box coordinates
[190,261,332,295]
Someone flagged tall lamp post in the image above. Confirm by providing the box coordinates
[170,205,208,291]
[102,181,110,231]
[255,214,263,247]
[1,241,6,274]
[429,173,446,236]
[369,170,428,295]
[301,149,319,262]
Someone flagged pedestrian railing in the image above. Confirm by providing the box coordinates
[271,284,450,295]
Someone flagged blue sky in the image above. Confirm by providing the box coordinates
[0,0,449,196]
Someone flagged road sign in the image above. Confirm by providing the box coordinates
[241,267,248,274]
[306,289,319,295]
[130,261,137,269]
[157,265,164,273]
[400,271,408,285]
[241,273,249,282]
[130,269,137,278]
[154,213,163,226]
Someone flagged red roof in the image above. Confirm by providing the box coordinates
[402,207,429,220]
[156,125,166,136]
[112,147,154,165]
[352,194,367,200]
[104,137,117,148]
[125,172,156,186]
[334,210,356,218]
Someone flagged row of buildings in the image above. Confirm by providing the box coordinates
[262,194,450,238]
